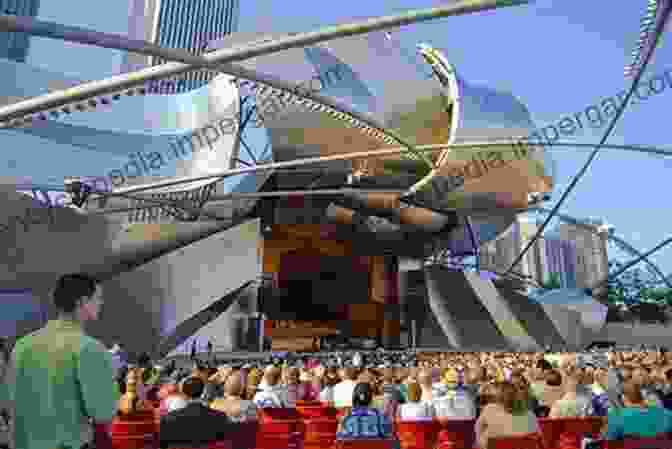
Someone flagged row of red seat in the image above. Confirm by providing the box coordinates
[99,401,671,449]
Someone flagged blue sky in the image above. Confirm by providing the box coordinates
[13,0,672,276]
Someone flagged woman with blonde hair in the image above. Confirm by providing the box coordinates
[244,368,262,400]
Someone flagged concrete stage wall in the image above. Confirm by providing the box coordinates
[404,266,592,351]
[595,322,672,346]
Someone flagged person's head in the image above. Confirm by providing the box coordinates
[562,371,581,394]
[494,382,528,415]
[343,366,358,381]
[442,368,459,386]
[137,353,151,368]
[417,369,432,387]
[465,367,483,385]
[352,382,373,408]
[324,367,340,387]
[536,358,553,372]
[53,274,102,321]
[545,369,563,387]
[631,367,650,386]
[264,366,282,387]
[406,382,422,403]
[181,376,205,400]
[286,367,301,385]
[621,380,646,407]
[224,372,244,398]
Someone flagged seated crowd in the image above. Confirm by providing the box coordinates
[106,348,672,448]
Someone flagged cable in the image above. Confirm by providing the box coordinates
[88,140,672,202]
[0,0,529,122]
[503,13,670,277]
[592,237,672,290]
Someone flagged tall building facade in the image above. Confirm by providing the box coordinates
[0,0,40,62]
[479,216,546,292]
[540,232,577,289]
[121,0,240,94]
[480,216,590,292]
[558,221,609,290]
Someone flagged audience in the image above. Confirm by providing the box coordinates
[548,369,594,418]
[433,368,477,419]
[475,382,541,449]
[397,381,435,421]
[159,376,235,448]
[606,380,672,440]
[253,366,289,408]
[337,382,400,448]
[7,322,672,449]
[332,366,358,408]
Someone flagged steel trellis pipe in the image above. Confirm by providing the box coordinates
[531,207,672,290]
[0,0,529,123]
[503,13,669,277]
[0,16,433,169]
[88,140,672,201]
[591,236,672,291]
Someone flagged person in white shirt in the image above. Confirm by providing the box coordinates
[254,366,289,408]
[433,368,477,419]
[397,382,435,421]
[332,366,359,408]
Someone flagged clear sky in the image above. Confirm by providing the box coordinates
[18,0,672,276]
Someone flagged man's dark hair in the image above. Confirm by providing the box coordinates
[536,359,553,371]
[181,376,205,399]
[137,353,151,368]
[53,274,98,313]
[352,382,373,408]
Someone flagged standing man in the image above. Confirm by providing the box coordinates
[190,339,197,361]
[7,274,119,449]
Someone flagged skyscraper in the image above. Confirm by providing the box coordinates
[121,0,239,94]
[559,221,609,290]
[0,0,40,62]
[479,215,546,292]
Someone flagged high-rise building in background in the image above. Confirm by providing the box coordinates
[479,215,607,293]
[0,0,40,62]
[121,0,240,94]
[480,215,545,292]
[540,230,577,289]
[559,220,609,290]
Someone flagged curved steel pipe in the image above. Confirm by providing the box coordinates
[0,0,529,122]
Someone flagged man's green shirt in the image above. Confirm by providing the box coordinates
[8,319,120,449]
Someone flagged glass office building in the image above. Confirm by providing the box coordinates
[124,0,240,94]
[0,0,40,62]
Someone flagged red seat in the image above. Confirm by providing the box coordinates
[297,402,338,419]
[539,417,604,449]
[488,433,545,449]
[257,408,304,449]
[395,420,439,449]
[334,439,398,449]
[606,434,672,449]
[229,421,258,449]
[109,415,158,449]
[436,418,476,449]
[168,442,232,449]
[304,417,339,449]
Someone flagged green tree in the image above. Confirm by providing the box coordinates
[541,272,562,290]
